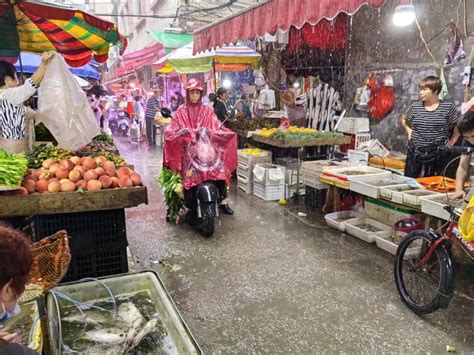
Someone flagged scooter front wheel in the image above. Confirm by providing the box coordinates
[200,202,215,237]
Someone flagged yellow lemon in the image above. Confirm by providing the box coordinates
[279,198,287,206]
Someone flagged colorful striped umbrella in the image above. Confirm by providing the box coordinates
[0,0,127,67]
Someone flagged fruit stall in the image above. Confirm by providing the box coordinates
[0,134,148,282]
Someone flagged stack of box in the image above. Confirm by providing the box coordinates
[252,163,286,201]
[237,149,272,194]
[276,157,299,198]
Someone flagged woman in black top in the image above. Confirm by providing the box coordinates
[400,76,460,178]
[214,87,229,124]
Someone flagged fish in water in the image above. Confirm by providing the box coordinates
[117,302,144,329]
[125,318,158,352]
[62,309,112,327]
[84,327,128,344]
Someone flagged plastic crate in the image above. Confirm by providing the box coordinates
[238,149,272,170]
[28,209,128,282]
[354,133,371,149]
[335,116,370,134]
[237,175,253,194]
[304,186,327,210]
[253,181,285,201]
[275,157,298,171]
[62,247,128,283]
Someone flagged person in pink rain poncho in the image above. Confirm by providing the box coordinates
[164,79,237,219]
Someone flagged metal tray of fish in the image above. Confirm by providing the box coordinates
[46,271,201,355]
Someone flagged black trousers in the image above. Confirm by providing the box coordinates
[404,144,459,179]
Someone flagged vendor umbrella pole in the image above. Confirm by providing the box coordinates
[11,4,24,84]
[212,59,217,91]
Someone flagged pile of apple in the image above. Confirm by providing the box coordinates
[19,156,142,195]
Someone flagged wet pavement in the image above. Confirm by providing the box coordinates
[118,138,474,354]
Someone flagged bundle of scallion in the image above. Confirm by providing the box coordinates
[0,149,28,187]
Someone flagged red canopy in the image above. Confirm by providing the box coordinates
[193,0,385,54]
[107,43,164,82]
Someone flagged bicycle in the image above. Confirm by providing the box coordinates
[394,146,474,314]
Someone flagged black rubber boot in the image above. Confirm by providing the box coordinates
[219,204,234,215]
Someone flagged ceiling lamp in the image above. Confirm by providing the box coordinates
[393,0,416,27]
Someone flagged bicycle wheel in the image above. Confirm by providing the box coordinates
[394,230,454,314]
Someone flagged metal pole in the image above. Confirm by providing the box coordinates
[212,59,217,91]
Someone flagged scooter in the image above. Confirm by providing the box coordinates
[161,109,234,237]
[108,108,118,133]
[117,111,130,137]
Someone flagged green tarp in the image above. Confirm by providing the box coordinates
[149,31,194,53]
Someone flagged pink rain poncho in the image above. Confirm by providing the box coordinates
[164,82,237,190]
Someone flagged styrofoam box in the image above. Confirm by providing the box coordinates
[324,211,366,232]
[375,232,421,258]
[345,217,393,243]
[238,149,272,170]
[253,181,285,201]
[420,193,457,220]
[326,166,391,181]
[403,189,440,206]
[253,163,286,186]
[304,174,330,189]
[380,184,420,204]
[237,166,252,179]
[335,116,370,134]
[349,174,415,198]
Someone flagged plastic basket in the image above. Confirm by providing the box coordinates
[324,211,366,231]
[237,175,253,194]
[28,209,128,282]
[253,181,285,201]
[304,185,327,210]
[354,133,371,149]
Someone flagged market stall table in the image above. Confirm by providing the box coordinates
[252,134,351,196]
[0,187,148,282]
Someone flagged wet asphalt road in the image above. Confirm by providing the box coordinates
[119,138,474,354]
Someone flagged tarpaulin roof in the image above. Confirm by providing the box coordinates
[0,0,127,67]
[149,31,194,52]
[154,42,261,74]
[9,52,100,79]
[105,43,164,83]
[193,0,385,54]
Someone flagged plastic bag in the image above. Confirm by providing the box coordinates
[458,194,474,241]
[38,56,99,149]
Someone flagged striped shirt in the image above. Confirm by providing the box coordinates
[0,79,38,140]
[145,96,161,120]
[406,100,460,147]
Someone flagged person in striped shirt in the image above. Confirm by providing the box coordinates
[400,76,460,178]
[0,52,55,153]
[145,87,162,145]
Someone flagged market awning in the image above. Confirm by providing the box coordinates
[154,42,261,74]
[193,0,385,54]
[113,43,165,77]
[0,0,127,66]
[149,31,194,53]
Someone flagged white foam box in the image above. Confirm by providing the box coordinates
[324,211,366,232]
[402,189,440,207]
[420,193,458,220]
[325,166,391,182]
[345,217,393,243]
[253,163,286,186]
[375,232,421,258]
[349,174,415,198]
[380,184,421,204]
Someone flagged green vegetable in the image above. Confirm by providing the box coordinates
[158,168,183,222]
[93,133,115,146]
[0,149,28,187]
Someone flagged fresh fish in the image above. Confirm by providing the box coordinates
[125,318,158,352]
[61,310,111,326]
[84,327,128,344]
[117,302,144,329]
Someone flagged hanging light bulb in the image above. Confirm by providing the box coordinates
[222,79,232,89]
[393,0,416,27]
